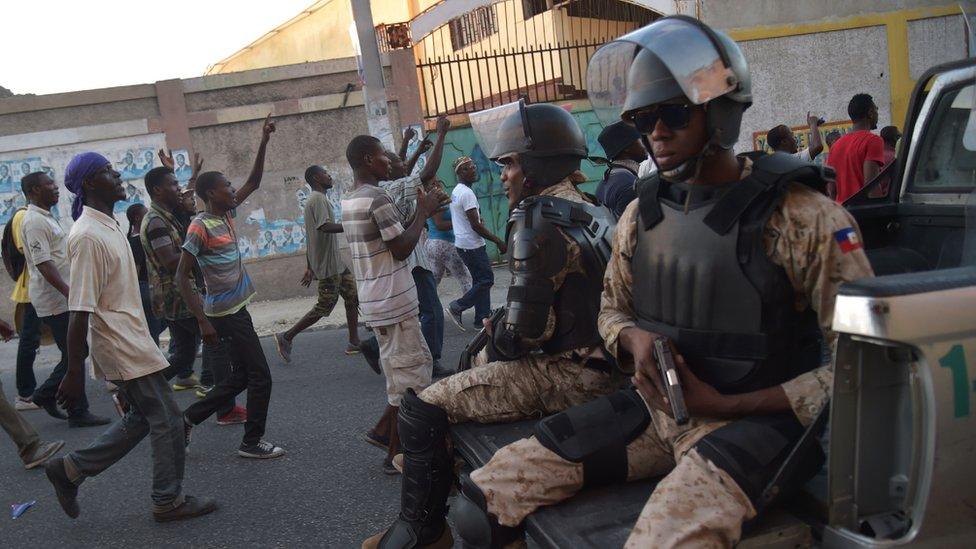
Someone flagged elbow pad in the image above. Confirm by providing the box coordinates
[501,218,566,342]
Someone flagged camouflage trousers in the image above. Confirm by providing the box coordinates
[418,348,622,424]
[470,410,757,548]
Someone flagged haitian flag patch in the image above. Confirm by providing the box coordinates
[834,227,862,253]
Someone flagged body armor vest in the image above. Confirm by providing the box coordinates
[632,153,827,394]
[503,194,616,356]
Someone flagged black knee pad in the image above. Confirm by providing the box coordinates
[398,389,450,454]
[534,387,651,488]
[693,413,823,509]
[449,474,522,549]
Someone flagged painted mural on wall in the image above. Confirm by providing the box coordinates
[433,107,609,260]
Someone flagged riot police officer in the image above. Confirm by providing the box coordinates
[449,16,874,548]
[362,100,621,548]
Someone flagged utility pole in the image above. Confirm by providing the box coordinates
[350,0,394,148]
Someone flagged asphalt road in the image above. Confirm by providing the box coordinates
[0,324,475,548]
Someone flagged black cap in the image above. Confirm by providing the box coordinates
[598,121,642,161]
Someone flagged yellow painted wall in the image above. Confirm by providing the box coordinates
[208,0,416,75]
[726,4,962,135]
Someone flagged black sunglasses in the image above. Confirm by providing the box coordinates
[628,104,693,133]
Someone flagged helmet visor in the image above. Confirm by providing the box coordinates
[587,17,737,127]
[469,101,528,161]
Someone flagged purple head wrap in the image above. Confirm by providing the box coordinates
[64,152,111,220]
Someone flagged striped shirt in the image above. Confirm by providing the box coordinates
[182,212,255,317]
[341,184,418,327]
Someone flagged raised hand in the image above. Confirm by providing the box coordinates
[262,113,276,141]
[158,149,175,170]
[404,126,417,141]
[191,153,204,179]
[436,115,451,134]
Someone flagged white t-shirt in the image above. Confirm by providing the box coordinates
[792,148,813,162]
[450,184,485,250]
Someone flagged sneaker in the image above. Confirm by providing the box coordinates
[238,440,286,459]
[345,342,361,355]
[183,416,193,448]
[274,332,292,363]
[153,495,218,523]
[172,375,201,391]
[194,385,213,399]
[363,430,390,451]
[44,458,79,519]
[217,406,247,426]
[447,301,466,332]
[391,453,404,474]
[33,397,67,420]
[15,396,39,411]
[24,440,65,470]
[382,457,400,475]
[68,412,112,428]
[359,337,381,375]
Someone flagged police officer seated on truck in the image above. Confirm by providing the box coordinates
[362,100,623,549]
[447,16,874,548]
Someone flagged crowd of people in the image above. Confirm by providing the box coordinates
[0,14,889,548]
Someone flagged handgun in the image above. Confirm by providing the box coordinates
[653,337,689,425]
[457,308,505,372]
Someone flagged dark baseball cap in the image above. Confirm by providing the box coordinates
[597,121,642,161]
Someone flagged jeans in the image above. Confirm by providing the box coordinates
[140,281,165,346]
[33,312,89,417]
[166,317,234,415]
[455,246,494,323]
[64,372,185,512]
[412,267,444,361]
[184,308,272,446]
[15,302,41,398]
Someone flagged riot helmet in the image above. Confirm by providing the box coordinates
[469,99,587,188]
[587,16,751,181]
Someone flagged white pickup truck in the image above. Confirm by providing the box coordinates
[450,57,976,547]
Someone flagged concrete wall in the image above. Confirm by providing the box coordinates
[701,0,952,30]
[0,57,410,321]
[712,2,967,151]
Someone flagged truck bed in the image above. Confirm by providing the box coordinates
[451,420,817,548]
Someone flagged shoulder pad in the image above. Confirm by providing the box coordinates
[517,195,613,232]
[704,153,829,236]
[636,171,663,231]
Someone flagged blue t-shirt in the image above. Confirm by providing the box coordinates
[426,208,455,243]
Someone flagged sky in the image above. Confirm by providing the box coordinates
[0,0,319,96]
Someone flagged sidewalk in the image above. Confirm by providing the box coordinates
[246,264,511,338]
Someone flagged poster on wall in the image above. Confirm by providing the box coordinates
[0,133,168,234]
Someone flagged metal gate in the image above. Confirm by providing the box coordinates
[413,0,658,119]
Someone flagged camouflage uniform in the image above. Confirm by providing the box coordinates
[470,162,875,547]
[419,178,624,421]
